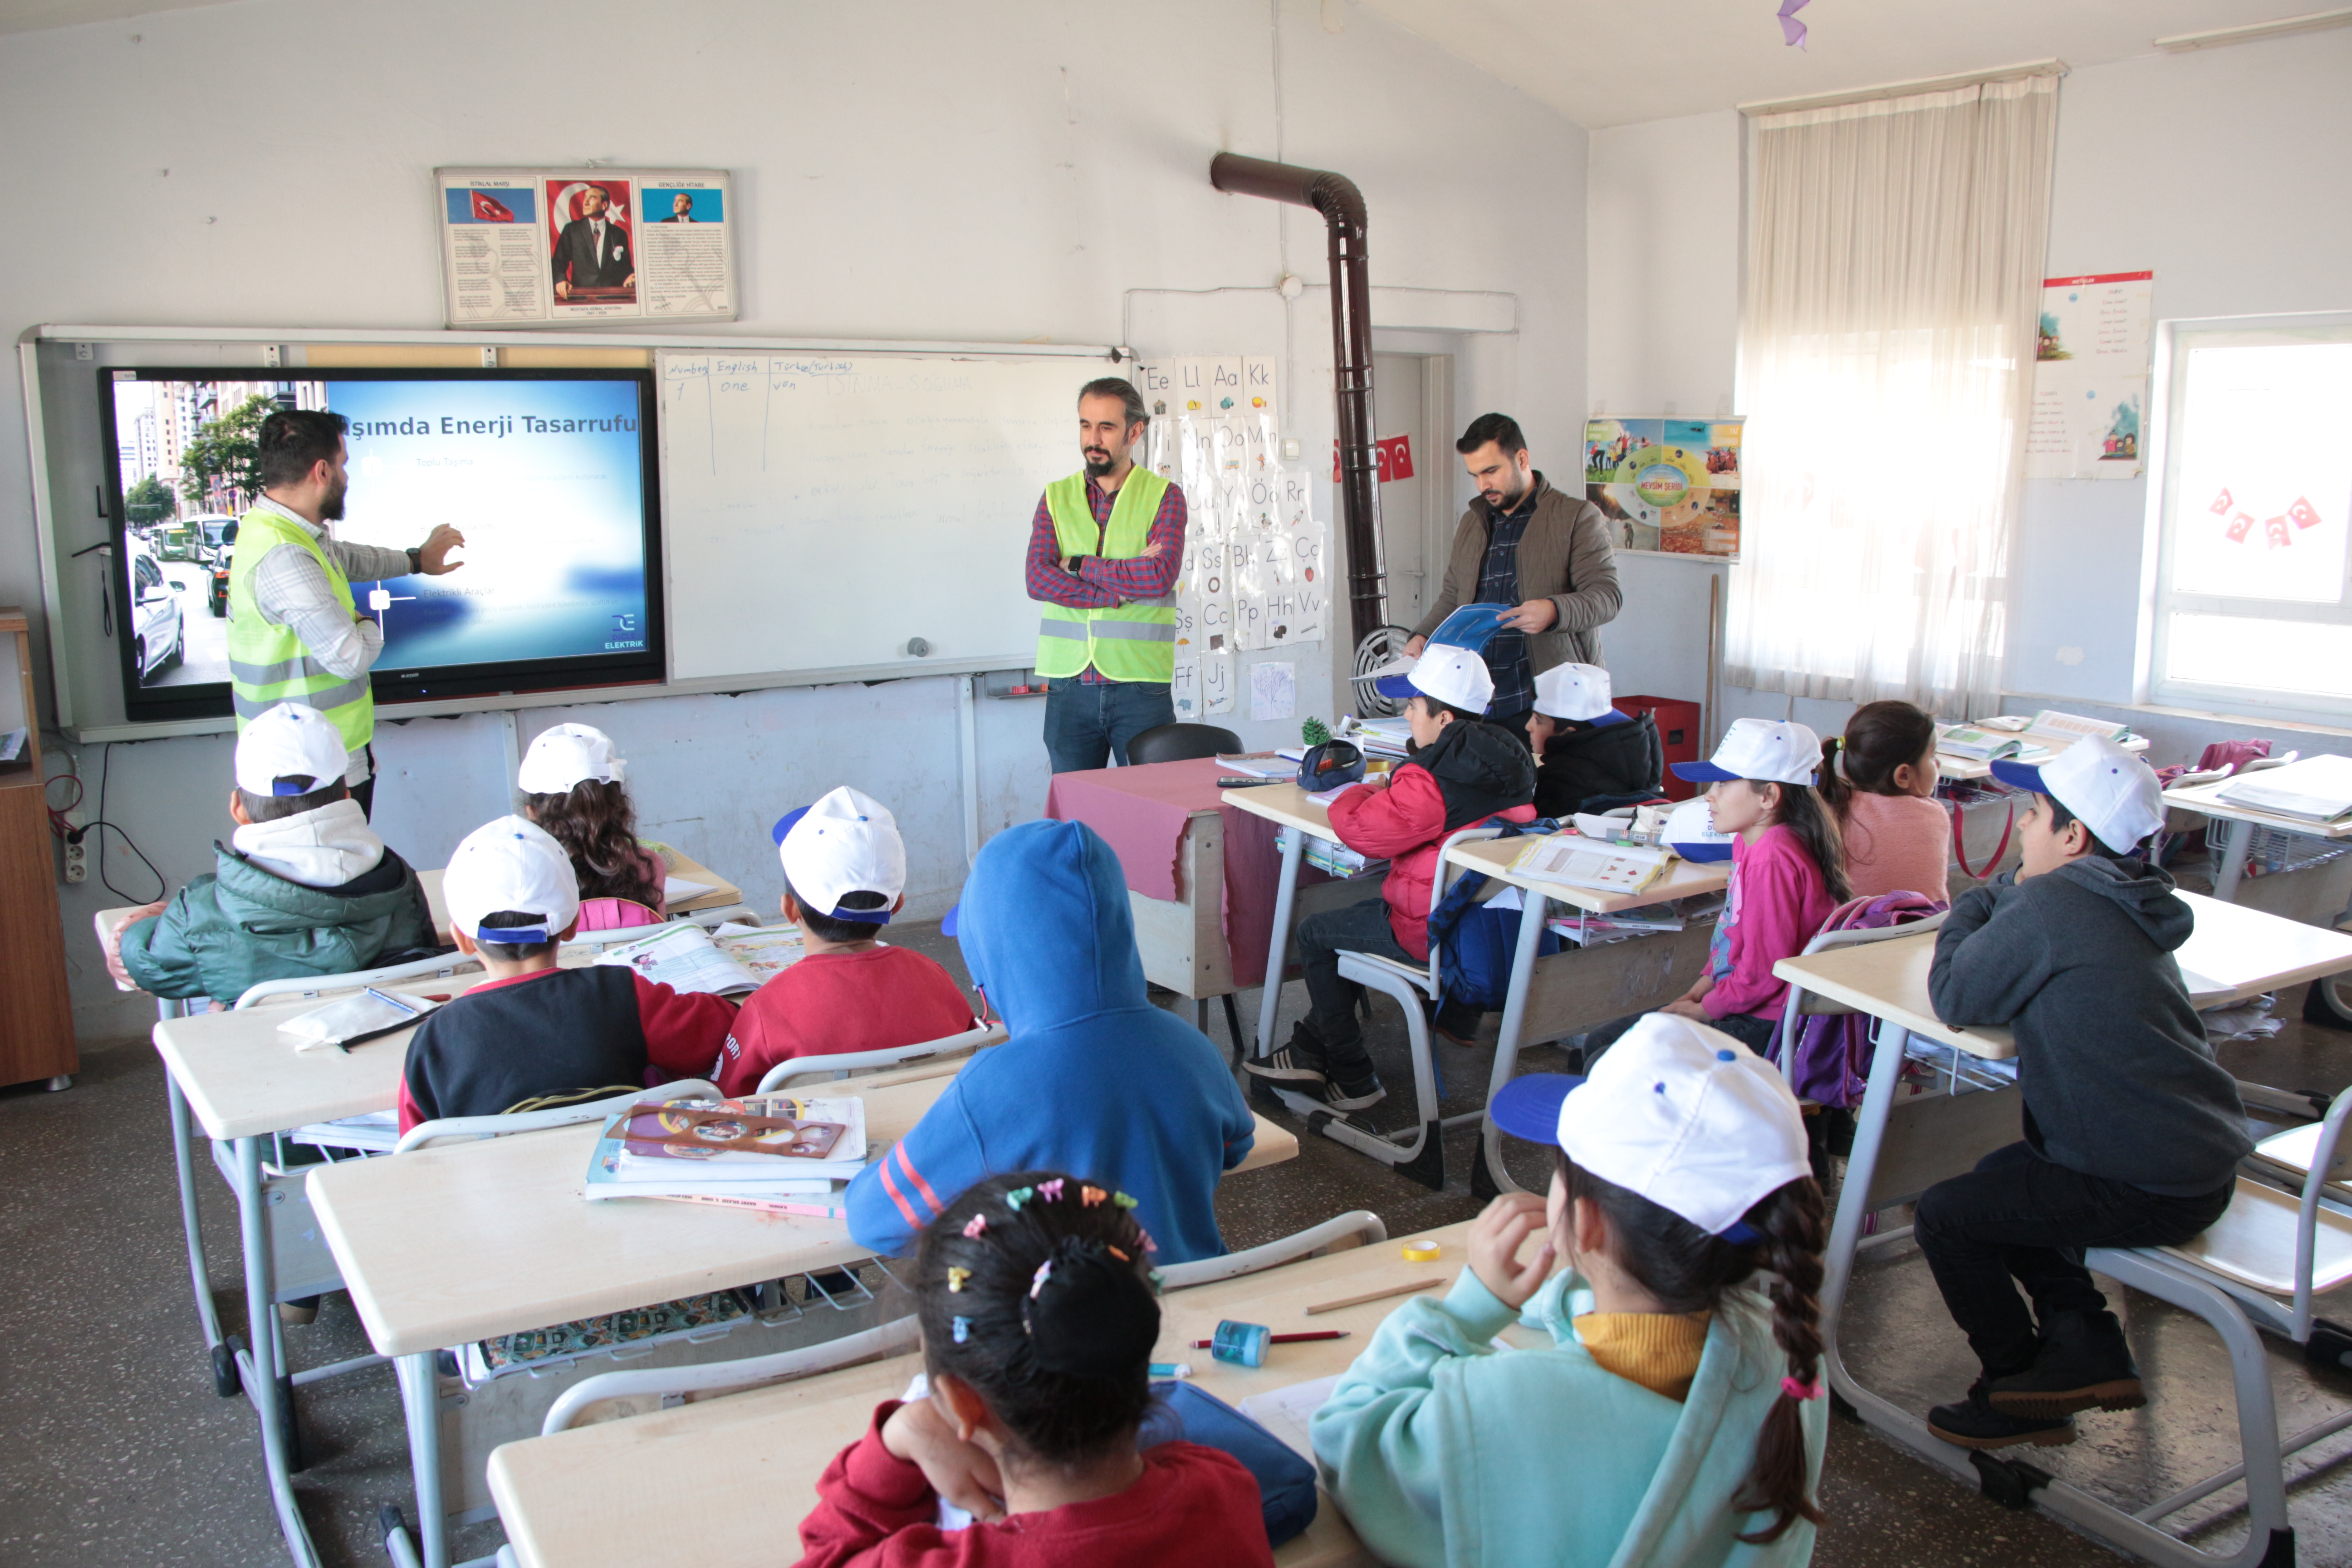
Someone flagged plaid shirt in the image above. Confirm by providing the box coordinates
[1474,489,1539,715]
[1024,471,1187,684]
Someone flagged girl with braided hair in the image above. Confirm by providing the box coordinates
[1313,1015,1830,1568]
[794,1169,1274,1568]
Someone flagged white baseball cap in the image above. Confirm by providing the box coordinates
[1992,734,2165,853]
[1663,796,1735,862]
[1673,717,1822,787]
[1533,662,1613,722]
[1488,1013,1810,1237]
[1366,643,1494,715]
[234,702,350,798]
[517,723,625,796]
[444,815,580,946]
[774,786,905,926]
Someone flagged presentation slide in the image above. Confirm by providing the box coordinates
[113,372,656,699]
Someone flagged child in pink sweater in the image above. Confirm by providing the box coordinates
[1821,701,1950,902]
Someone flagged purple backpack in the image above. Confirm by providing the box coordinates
[1782,891,1947,1107]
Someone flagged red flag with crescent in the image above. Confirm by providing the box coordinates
[470,190,514,222]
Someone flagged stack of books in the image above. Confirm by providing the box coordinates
[583,1093,868,1218]
[2215,755,2352,824]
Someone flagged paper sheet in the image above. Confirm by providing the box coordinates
[664,876,715,903]
[1250,660,1296,722]
[1237,1373,1341,1464]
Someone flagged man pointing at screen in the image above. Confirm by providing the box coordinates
[226,410,465,818]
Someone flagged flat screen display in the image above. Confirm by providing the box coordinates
[99,367,663,724]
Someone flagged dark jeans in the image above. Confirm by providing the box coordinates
[1295,897,1414,1083]
[1043,678,1175,774]
[1915,1141,2235,1378]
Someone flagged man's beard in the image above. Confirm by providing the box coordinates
[1083,448,1115,478]
[1485,474,1528,510]
[319,475,348,522]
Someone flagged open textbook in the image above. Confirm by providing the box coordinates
[1509,834,1674,895]
[593,923,805,996]
[2215,754,2352,823]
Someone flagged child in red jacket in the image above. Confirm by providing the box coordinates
[1245,646,1536,1111]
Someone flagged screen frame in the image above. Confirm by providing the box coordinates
[97,364,666,727]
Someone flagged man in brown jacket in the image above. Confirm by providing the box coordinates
[1403,412,1623,739]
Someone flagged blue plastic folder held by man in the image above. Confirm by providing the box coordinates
[1373,603,1510,699]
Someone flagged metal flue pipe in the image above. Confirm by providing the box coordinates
[1208,152,1387,647]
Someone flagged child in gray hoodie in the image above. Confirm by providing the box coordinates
[1919,736,2249,1451]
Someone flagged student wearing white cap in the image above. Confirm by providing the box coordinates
[396,815,737,1133]
[1525,661,1663,818]
[1244,642,1536,1111]
[1312,1014,1828,1567]
[708,787,978,1098]
[107,701,436,1003]
[516,722,667,924]
[1913,735,2249,1451]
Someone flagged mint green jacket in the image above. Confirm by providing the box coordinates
[1310,1269,1825,1568]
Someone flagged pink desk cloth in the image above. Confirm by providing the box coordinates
[1043,759,1332,992]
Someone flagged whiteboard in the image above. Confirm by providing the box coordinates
[657,350,1093,681]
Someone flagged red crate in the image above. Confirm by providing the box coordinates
[1617,695,1703,801]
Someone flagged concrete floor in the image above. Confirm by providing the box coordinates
[6,911,2352,1567]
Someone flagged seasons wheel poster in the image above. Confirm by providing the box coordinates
[1583,416,1744,559]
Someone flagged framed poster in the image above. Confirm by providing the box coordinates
[1583,416,1744,559]
[436,167,735,328]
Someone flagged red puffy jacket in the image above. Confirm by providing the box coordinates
[1328,719,1539,960]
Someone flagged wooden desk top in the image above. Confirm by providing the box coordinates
[487,1223,1480,1568]
[311,1089,1298,1357]
[421,850,746,940]
[1442,835,1731,916]
[2160,777,2352,840]
[1220,781,1340,840]
[1773,889,2352,1060]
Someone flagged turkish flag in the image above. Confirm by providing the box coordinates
[470,190,514,223]
[2288,495,2323,530]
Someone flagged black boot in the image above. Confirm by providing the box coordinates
[1986,1310,2145,1418]
[1926,1382,2077,1450]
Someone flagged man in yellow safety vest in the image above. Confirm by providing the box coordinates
[1026,377,1186,772]
[225,409,466,817]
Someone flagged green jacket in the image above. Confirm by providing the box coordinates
[120,843,439,1003]
[1312,1268,1825,1568]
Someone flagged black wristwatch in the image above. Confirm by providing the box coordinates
[406,546,423,574]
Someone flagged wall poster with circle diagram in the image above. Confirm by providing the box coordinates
[1582,416,1744,560]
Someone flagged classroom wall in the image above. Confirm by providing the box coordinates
[1587,34,2352,750]
[0,0,1589,1041]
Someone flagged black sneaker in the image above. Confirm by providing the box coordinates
[1425,995,1483,1047]
[1243,1035,1330,1090]
[1926,1384,2077,1450]
[1986,1311,2146,1418]
[1322,1069,1387,1112]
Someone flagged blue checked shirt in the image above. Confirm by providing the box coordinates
[1473,491,1539,716]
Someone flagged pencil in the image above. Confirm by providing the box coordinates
[1189,1331,1349,1348]
[1303,1278,1443,1317]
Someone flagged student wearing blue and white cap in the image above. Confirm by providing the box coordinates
[396,815,736,1134]
[1525,660,1663,818]
[1915,735,2249,1451]
[709,786,976,1098]
[1312,1012,1828,1568]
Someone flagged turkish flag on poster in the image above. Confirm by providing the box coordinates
[470,190,515,222]
[2288,495,2323,530]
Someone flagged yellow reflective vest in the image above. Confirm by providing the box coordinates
[1034,468,1177,683]
[224,507,375,753]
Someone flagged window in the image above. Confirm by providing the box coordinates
[2149,318,2352,717]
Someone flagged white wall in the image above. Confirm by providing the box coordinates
[0,0,1589,1040]
[1587,36,2352,747]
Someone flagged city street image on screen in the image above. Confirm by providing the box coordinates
[111,372,654,697]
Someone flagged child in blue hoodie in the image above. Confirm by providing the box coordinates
[1313,1014,1829,1568]
[846,819,1256,1265]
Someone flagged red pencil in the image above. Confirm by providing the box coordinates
[1189,1330,1350,1348]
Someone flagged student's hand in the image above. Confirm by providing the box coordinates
[1469,1191,1555,1310]
[417,524,466,575]
[98,901,167,989]
[1659,997,1711,1022]
[882,1398,1006,1522]
[1498,598,1559,634]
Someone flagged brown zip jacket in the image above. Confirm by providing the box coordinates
[1408,472,1622,675]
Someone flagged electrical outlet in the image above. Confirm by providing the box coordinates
[59,809,88,885]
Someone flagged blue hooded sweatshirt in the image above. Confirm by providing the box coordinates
[846,818,1255,1264]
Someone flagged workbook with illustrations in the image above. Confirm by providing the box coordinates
[1936,726,2050,763]
[1510,834,1674,894]
[583,1092,869,1207]
[593,922,805,996]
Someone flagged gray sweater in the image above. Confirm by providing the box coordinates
[1929,858,2249,1196]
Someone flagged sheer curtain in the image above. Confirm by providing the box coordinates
[1727,73,2058,718]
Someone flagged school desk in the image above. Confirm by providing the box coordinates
[486,1221,1484,1568]
[1933,724,2151,782]
[308,1085,1296,1568]
[1772,893,2352,1568]
[2159,774,2352,906]
[417,845,749,941]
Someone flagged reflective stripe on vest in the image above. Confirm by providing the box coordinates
[1034,468,1177,683]
[224,507,375,753]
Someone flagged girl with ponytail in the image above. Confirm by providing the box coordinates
[795,1169,1273,1568]
[1818,700,1949,901]
[1313,1014,1830,1567]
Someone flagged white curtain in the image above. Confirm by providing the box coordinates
[1728,73,2058,718]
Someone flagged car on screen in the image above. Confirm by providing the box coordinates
[128,547,184,677]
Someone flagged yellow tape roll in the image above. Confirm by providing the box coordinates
[1400,1241,1441,1262]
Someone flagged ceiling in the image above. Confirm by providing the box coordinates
[0,0,230,33]
[1351,0,2328,126]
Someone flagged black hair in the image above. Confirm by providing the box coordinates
[1558,1150,1827,1544]
[1456,412,1529,457]
[915,1170,1161,1468]
[256,409,350,490]
[236,774,348,824]
[1408,691,1481,726]
[783,874,891,944]
[2042,795,2130,859]
[522,780,662,910]
[1818,700,1937,819]
[1076,377,1148,432]
[477,907,557,960]
[1741,778,1852,904]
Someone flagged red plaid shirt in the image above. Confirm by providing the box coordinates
[1024,471,1187,683]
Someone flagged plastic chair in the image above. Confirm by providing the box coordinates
[1127,722,1244,765]
[756,1022,1006,1093]
[232,948,480,1010]
[535,1316,923,1437]
[1268,824,1509,1190]
[1157,1210,1388,1290]
[394,1080,721,1154]
[576,897,664,932]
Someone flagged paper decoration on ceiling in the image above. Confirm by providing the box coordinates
[1777,0,1809,48]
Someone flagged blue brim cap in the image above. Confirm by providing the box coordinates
[1988,758,2048,794]
[940,903,960,938]
[772,805,810,845]
[1373,672,1418,700]
[1670,760,1739,782]
[1489,1073,1586,1145]
[1671,838,1736,863]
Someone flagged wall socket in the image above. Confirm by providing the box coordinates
[59,809,87,884]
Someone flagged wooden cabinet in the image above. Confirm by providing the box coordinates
[0,608,74,1091]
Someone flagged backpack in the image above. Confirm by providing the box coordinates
[1783,891,1946,1107]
